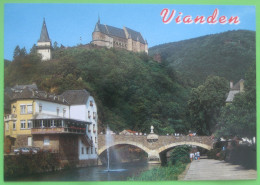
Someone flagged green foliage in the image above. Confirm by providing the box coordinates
[149,30,255,86]
[188,76,229,135]
[215,62,256,138]
[128,162,187,181]
[5,47,190,134]
[170,145,191,165]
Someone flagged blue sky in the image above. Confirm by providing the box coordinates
[4,4,256,60]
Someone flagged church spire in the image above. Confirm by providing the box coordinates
[98,14,100,24]
[38,18,51,42]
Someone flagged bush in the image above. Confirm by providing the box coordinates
[170,145,191,165]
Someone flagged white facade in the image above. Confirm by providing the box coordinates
[37,41,51,61]
[69,96,98,160]
[34,100,70,118]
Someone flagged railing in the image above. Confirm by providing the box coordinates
[4,114,17,121]
[31,127,86,134]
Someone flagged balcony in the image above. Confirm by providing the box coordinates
[4,114,17,121]
[31,127,86,135]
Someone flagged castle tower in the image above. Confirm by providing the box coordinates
[37,18,52,61]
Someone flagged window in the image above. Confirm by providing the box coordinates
[51,120,56,127]
[88,111,91,118]
[63,108,66,117]
[93,124,96,133]
[91,147,93,154]
[86,147,89,154]
[27,120,32,129]
[82,147,84,154]
[95,137,97,143]
[57,108,59,116]
[93,112,96,119]
[27,104,33,114]
[12,105,16,113]
[5,122,9,130]
[20,105,26,114]
[20,120,26,129]
[90,101,93,106]
[28,137,32,146]
[44,136,50,145]
[13,122,16,130]
[95,148,97,154]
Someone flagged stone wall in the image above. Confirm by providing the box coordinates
[16,134,32,148]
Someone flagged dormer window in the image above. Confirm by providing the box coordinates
[63,108,66,117]
[57,107,59,116]
[39,103,42,113]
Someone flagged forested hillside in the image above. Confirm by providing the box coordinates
[4,30,256,137]
[4,47,190,134]
[149,30,255,86]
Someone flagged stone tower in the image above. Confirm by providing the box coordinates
[37,18,52,61]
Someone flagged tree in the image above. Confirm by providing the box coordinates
[13,45,21,59]
[216,62,256,139]
[188,76,229,135]
[30,44,37,54]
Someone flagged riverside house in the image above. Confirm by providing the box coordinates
[4,85,98,166]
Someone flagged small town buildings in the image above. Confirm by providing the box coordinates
[92,18,148,54]
[4,85,98,166]
[226,79,244,103]
[37,18,52,61]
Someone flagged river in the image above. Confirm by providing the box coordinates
[8,162,158,181]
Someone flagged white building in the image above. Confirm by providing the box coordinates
[62,90,98,161]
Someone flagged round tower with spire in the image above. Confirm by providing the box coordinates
[37,18,52,61]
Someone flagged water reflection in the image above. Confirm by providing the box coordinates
[10,163,159,181]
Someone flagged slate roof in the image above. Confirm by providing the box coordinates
[11,87,68,105]
[94,22,146,44]
[38,18,51,42]
[61,89,90,105]
[231,79,244,90]
[125,27,145,44]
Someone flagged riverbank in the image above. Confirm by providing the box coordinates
[128,161,189,181]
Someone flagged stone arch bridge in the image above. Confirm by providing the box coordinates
[98,134,215,163]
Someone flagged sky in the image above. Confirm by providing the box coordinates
[4,4,256,61]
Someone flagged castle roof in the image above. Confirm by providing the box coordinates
[61,89,90,105]
[124,27,145,44]
[231,79,244,90]
[94,21,146,44]
[38,18,51,42]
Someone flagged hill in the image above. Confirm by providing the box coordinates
[4,47,190,134]
[149,30,255,86]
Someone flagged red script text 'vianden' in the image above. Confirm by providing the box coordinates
[160,8,240,25]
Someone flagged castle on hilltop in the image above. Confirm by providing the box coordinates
[36,18,148,61]
[91,18,148,54]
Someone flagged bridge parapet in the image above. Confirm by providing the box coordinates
[98,134,214,155]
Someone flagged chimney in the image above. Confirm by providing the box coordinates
[230,81,233,89]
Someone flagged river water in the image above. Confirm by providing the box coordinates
[10,163,158,181]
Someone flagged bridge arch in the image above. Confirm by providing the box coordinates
[98,140,151,156]
[157,141,213,154]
